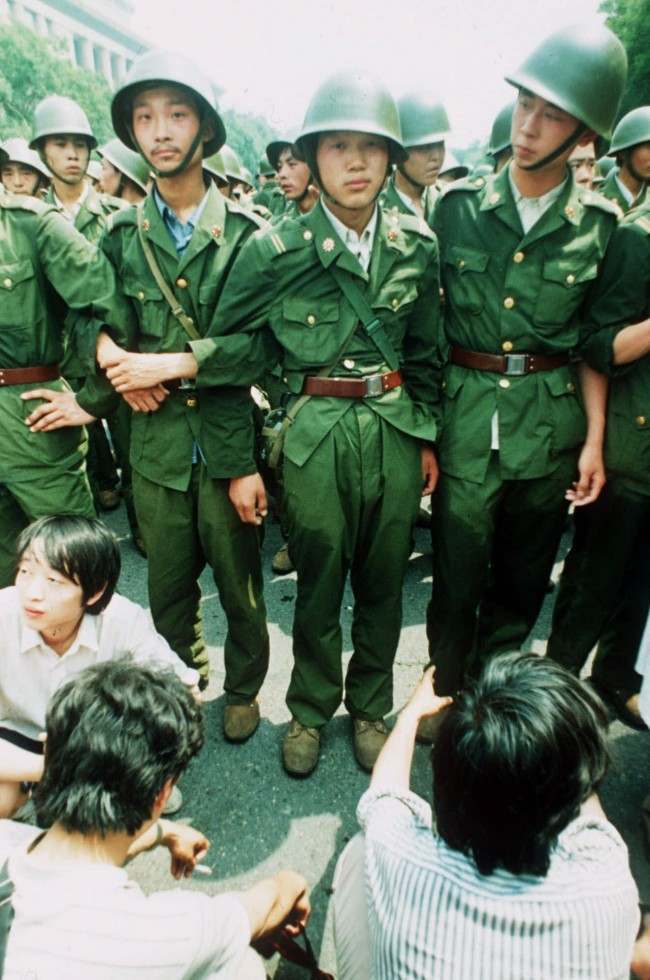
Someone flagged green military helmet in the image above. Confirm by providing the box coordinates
[257,155,275,177]
[30,95,96,150]
[439,151,469,179]
[596,155,616,178]
[295,71,406,165]
[1,137,51,179]
[240,166,254,190]
[472,161,494,178]
[111,49,226,159]
[98,138,150,193]
[505,22,627,139]
[220,143,244,182]
[609,106,650,155]
[397,93,450,148]
[203,149,228,185]
[488,102,514,156]
[86,159,103,183]
[266,129,300,171]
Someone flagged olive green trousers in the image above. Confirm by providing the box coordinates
[133,464,269,697]
[427,452,576,695]
[284,404,422,728]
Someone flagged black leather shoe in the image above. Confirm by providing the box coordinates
[589,678,648,732]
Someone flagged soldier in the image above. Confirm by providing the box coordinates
[437,151,470,185]
[0,145,127,587]
[98,138,150,204]
[86,159,103,188]
[30,96,125,516]
[253,154,285,215]
[138,72,442,775]
[380,93,450,224]
[568,140,597,189]
[256,156,275,187]
[422,22,627,722]
[267,133,319,220]
[600,106,650,213]
[547,199,650,731]
[203,149,229,192]
[82,51,270,738]
[0,138,50,198]
[488,102,515,173]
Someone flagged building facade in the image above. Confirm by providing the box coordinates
[0,0,147,86]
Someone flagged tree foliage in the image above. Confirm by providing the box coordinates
[0,22,277,173]
[601,0,650,118]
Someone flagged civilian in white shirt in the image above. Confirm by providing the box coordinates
[332,653,640,980]
[0,660,310,978]
[0,514,200,818]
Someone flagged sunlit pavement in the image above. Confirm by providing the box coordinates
[107,504,650,979]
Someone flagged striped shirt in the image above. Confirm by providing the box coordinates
[358,787,639,980]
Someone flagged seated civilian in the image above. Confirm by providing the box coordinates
[332,653,639,979]
[0,661,309,978]
[0,515,200,818]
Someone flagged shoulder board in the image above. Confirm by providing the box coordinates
[107,205,137,232]
[440,175,485,198]
[99,193,127,213]
[225,197,268,229]
[0,192,50,215]
[259,216,312,259]
[630,210,650,236]
[393,210,434,240]
[579,189,620,218]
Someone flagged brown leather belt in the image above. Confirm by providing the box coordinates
[302,370,403,398]
[450,346,569,376]
[0,364,60,387]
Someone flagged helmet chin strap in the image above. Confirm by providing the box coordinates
[396,163,426,194]
[623,149,646,185]
[127,121,205,180]
[519,123,585,172]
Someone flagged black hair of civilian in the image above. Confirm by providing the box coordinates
[15,515,120,615]
[432,652,609,878]
[34,661,203,835]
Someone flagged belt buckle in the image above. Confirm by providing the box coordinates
[505,354,527,376]
[364,374,384,397]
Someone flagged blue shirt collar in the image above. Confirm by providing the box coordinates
[152,184,209,254]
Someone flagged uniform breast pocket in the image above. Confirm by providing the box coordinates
[0,259,37,328]
[279,297,341,364]
[443,245,489,315]
[534,258,598,331]
[373,283,419,344]
[123,279,166,347]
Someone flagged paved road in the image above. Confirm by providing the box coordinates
[106,502,650,978]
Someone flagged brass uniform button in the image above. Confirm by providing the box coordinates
[303,230,313,241]
[343,359,355,370]
[391,297,399,309]
[186,396,197,408]
[306,314,316,326]
[458,259,466,269]
[176,277,188,289]
[503,296,515,309]
[474,177,485,188]
[566,382,575,393]
[499,378,511,389]
[566,274,576,285]
[502,340,514,352]
[137,290,145,301]
[637,415,647,426]
[513,251,524,264]
[3,278,11,288]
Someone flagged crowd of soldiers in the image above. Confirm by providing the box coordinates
[0,17,648,782]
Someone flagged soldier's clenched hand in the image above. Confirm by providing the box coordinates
[21,389,96,431]
[421,445,439,495]
[229,473,268,525]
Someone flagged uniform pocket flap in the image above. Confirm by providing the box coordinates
[374,283,419,311]
[282,297,339,326]
[446,244,489,273]
[0,259,35,289]
[543,370,579,398]
[541,259,598,287]
[123,278,163,302]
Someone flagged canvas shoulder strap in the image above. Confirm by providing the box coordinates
[327,265,399,371]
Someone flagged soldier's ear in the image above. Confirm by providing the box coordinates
[201,118,215,143]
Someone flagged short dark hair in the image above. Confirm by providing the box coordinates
[16,515,120,615]
[432,653,609,878]
[33,661,203,835]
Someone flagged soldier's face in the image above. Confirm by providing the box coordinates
[629,142,650,181]
[316,131,389,209]
[43,136,89,184]
[132,85,204,174]
[402,142,445,186]
[511,90,580,170]
[568,142,596,189]
[277,147,311,199]
[100,159,122,196]
[1,162,40,196]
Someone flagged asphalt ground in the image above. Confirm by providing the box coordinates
[105,500,650,979]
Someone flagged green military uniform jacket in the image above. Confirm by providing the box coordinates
[190,199,442,472]
[252,180,285,216]
[599,167,648,215]
[380,174,438,228]
[0,193,126,482]
[582,202,650,496]
[77,183,267,490]
[434,165,619,484]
